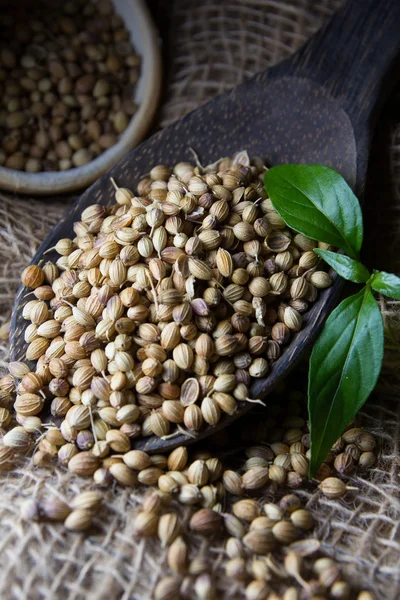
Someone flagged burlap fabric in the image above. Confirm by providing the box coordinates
[0,1,399,598]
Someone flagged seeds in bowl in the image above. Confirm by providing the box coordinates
[13,151,333,450]
[0,0,140,173]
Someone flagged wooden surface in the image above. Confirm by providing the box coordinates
[10,0,400,453]
[0,0,162,195]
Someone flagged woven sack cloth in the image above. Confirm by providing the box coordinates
[0,1,400,598]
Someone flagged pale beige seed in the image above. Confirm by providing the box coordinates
[0,445,15,471]
[70,491,103,511]
[14,393,44,417]
[134,511,159,536]
[188,258,213,280]
[201,396,221,426]
[242,467,269,490]
[290,277,309,299]
[42,497,71,521]
[249,516,275,532]
[180,377,200,406]
[226,537,245,559]
[193,573,215,600]
[142,492,163,514]
[225,557,247,580]
[358,451,376,469]
[223,514,246,540]
[167,536,188,574]
[167,446,188,471]
[153,576,181,600]
[289,538,321,557]
[150,411,170,437]
[178,484,201,505]
[274,453,291,470]
[319,564,342,587]
[251,558,270,582]
[290,509,313,530]
[283,307,302,332]
[110,463,138,486]
[64,509,93,532]
[213,392,237,415]
[184,404,203,431]
[26,338,50,360]
[188,460,209,486]
[310,270,332,289]
[116,404,140,424]
[313,557,337,575]
[216,248,233,277]
[172,343,194,371]
[318,477,348,498]
[205,458,222,483]
[272,520,299,544]
[233,499,260,522]
[245,580,269,600]
[123,449,152,470]
[158,474,179,494]
[290,453,309,477]
[8,361,31,378]
[279,494,301,514]
[163,400,185,423]
[66,405,90,430]
[160,322,181,350]
[243,529,276,554]
[223,470,244,496]
[357,592,375,600]
[21,265,45,289]
[355,432,376,452]
[3,426,31,450]
[158,512,181,547]
[105,430,130,453]
[195,333,214,359]
[67,452,100,476]
[284,552,305,590]
[330,581,351,599]
[200,484,217,508]
[342,427,364,443]
[263,503,283,521]
[138,467,163,486]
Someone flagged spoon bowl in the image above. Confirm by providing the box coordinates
[10,0,400,453]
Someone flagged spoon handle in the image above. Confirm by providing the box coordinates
[285,0,400,135]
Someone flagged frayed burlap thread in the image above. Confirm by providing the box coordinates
[0,1,399,599]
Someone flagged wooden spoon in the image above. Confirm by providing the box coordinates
[10,0,400,453]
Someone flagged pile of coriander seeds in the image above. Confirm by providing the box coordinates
[6,151,335,463]
[0,0,140,172]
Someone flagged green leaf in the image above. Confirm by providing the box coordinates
[308,287,384,476]
[264,164,363,260]
[371,271,400,300]
[314,249,370,283]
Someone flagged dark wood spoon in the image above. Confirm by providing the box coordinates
[10,0,400,453]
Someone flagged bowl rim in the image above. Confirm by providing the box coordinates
[0,0,162,196]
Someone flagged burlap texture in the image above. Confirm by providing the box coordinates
[0,1,399,598]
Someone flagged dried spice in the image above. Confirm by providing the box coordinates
[10,153,334,462]
[0,0,141,172]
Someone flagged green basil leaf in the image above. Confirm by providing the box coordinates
[371,271,400,300]
[314,249,370,283]
[308,287,383,476]
[264,164,363,260]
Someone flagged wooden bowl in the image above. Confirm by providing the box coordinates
[0,0,162,196]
